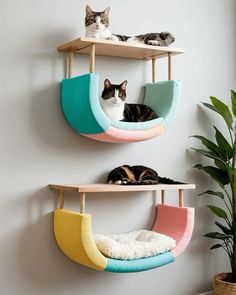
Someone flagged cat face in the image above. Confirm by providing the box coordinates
[101,79,127,106]
[85,5,110,30]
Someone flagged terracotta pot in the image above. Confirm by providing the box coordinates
[213,272,236,295]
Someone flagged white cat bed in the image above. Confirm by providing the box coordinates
[94,230,176,260]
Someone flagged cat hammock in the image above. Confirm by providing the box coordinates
[58,38,184,143]
[62,74,180,143]
[50,183,195,273]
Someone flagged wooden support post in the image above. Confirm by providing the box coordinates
[90,44,95,73]
[161,190,165,205]
[66,51,73,78]
[80,192,86,214]
[59,190,64,209]
[178,189,183,207]
[152,58,156,83]
[168,52,172,80]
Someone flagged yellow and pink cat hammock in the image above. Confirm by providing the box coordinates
[54,200,194,272]
[51,183,195,273]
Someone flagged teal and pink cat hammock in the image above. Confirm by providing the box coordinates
[58,38,184,143]
[50,183,195,272]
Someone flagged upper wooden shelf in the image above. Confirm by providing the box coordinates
[49,183,196,193]
[57,37,185,60]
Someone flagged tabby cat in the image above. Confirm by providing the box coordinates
[85,5,175,46]
[107,165,183,185]
[100,79,157,122]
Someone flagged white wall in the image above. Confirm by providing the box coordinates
[0,0,236,294]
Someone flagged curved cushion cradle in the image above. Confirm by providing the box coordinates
[54,204,194,272]
[61,74,181,143]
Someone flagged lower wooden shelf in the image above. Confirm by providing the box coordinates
[49,183,196,193]
[49,183,195,215]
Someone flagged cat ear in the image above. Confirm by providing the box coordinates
[120,80,128,91]
[86,5,93,15]
[103,7,110,16]
[104,79,111,88]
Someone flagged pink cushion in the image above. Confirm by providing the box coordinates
[152,204,194,257]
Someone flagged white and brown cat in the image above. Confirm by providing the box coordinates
[85,5,175,46]
[100,79,157,122]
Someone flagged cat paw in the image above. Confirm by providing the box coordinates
[115,180,122,184]
[108,35,119,42]
[147,40,159,46]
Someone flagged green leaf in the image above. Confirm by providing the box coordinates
[191,148,227,165]
[210,96,233,130]
[231,90,236,117]
[198,190,224,199]
[214,160,228,172]
[215,221,232,235]
[204,232,231,240]
[210,243,223,250]
[194,164,229,187]
[227,166,235,184]
[202,102,219,113]
[207,205,228,219]
[214,126,233,159]
[191,135,222,156]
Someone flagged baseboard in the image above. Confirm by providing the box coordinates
[197,292,213,295]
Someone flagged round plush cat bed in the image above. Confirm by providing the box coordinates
[61,73,181,143]
[94,229,176,260]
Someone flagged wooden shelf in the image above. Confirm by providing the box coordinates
[57,37,185,60]
[49,183,196,193]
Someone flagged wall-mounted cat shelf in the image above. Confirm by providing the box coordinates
[58,37,185,81]
[50,182,195,272]
[57,38,185,143]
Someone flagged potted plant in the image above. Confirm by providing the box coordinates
[191,90,236,294]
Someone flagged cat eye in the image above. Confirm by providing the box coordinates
[103,94,111,99]
[86,19,94,25]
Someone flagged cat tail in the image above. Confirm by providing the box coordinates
[160,32,175,46]
[122,180,159,185]
[158,177,184,184]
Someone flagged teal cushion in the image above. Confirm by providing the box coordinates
[144,80,181,128]
[105,251,174,273]
[61,74,110,134]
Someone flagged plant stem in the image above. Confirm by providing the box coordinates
[231,123,236,281]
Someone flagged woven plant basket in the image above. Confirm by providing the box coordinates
[213,273,236,295]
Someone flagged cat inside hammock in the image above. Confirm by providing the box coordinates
[85,5,175,46]
[107,165,184,185]
[100,79,157,122]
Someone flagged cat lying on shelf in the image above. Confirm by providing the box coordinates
[107,165,183,185]
[85,5,175,47]
[100,79,157,122]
